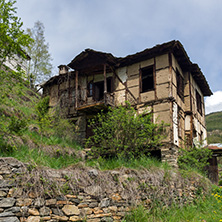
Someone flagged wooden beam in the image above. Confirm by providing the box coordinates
[104,64,107,104]
[75,70,78,108]
[109,65,138,103]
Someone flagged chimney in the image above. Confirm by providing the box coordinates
[58,65,69,75]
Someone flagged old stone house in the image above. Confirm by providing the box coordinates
[42,40,212,165]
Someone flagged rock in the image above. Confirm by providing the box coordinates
[62,205,80,216]
[20,206,29,216]
[0,198,15,208]
[108,206,117,212]
[28,208,40,216]
[16,198,32,207]
[101,217,113,222]
[84,185,102,196]
[26,216,41,222]
[0,217,19,222]
[5,207,20,213]
[0,180,15,188]
[45,199,57,206]
[69,216,81,221]
[34,198,45,208]
[51,208,64,216]
[0,190,7,197]
[39,206,51,216]
[51,215,69,221]
[99,198,110,208]
[88,169,98,178]
[110,193,122,202]
[0,211,14,217]
[89,201,98,208]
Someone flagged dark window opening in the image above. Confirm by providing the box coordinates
[87,81,93,97]
[107,77,113,93]
[94,81,104,101]
[176,69,184,100]
[196,90,202,115]
[140,66,154,93]
[149,149,161,161]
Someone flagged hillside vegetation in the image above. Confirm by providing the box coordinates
[206,111,222,143]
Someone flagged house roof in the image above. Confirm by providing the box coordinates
[68,40,212,96]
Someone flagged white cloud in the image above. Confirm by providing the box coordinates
[205,91,222,114]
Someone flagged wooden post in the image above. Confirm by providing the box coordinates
[104,64,107,103]
[75,70,78,108]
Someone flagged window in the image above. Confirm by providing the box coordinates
[87,81,93,97]
[196,90,202,115]
[176,69,184,100]
[107,77,113,93]
[140,66,154,93]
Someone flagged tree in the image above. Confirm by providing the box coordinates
[86,103,167,159]
[0,0,32,67]
[26,21,53,86]
[0,0,32,149]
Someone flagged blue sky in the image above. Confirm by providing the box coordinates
[15,0,222,114]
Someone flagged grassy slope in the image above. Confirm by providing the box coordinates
[0,73,81,168]
[206,111,222,143]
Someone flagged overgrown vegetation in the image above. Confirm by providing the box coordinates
[178,145,212,175]
[87,155,170,171]
[86,103,167,159]
[123,185,222,222]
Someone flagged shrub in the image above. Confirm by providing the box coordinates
[8,115,27,135]
[86,103,167,159]
[178,145,212,174]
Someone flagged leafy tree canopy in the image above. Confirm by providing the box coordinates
[26,21,53,86]
[0,0,32,66]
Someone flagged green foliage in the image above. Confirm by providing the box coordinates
[0,145,80,169]
[35,96,51,133]
[206,111,222,143]
[0,0,32,65]
[8,115,27,134]
[206,111,222,132]
[25,20,53,86]
[122,205,150,222]
[178,145,212,174]
[86,103,166,159]
[122,186,222,221]
[87,155,169,171]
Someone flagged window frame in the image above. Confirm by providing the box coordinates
[176,68,184,101]
[140,65,155,93]
[196,89,203,116]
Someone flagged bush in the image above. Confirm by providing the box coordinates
[178,145,212,174]
[86,103,167,159]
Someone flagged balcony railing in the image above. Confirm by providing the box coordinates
[76,93,114,112]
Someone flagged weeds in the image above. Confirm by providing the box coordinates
[86,155,170,171]
[123,186,222,221]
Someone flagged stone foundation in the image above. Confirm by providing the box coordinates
[0,157,211,222]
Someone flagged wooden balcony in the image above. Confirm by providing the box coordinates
[76,93,114,113]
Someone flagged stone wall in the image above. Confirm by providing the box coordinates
[0,157,211,222]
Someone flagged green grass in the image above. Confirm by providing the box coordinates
[122,186,222,222]
[25,131,81,149]
[0,145,80,169]
[86,155,170,171]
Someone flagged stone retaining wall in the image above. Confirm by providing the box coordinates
[0,157,211,222]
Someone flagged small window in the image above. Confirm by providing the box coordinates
[87,81,93,97]
[196,90,202,115]
[140,66,154,93]
[176,69,184,100]
[107,77,113,93]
